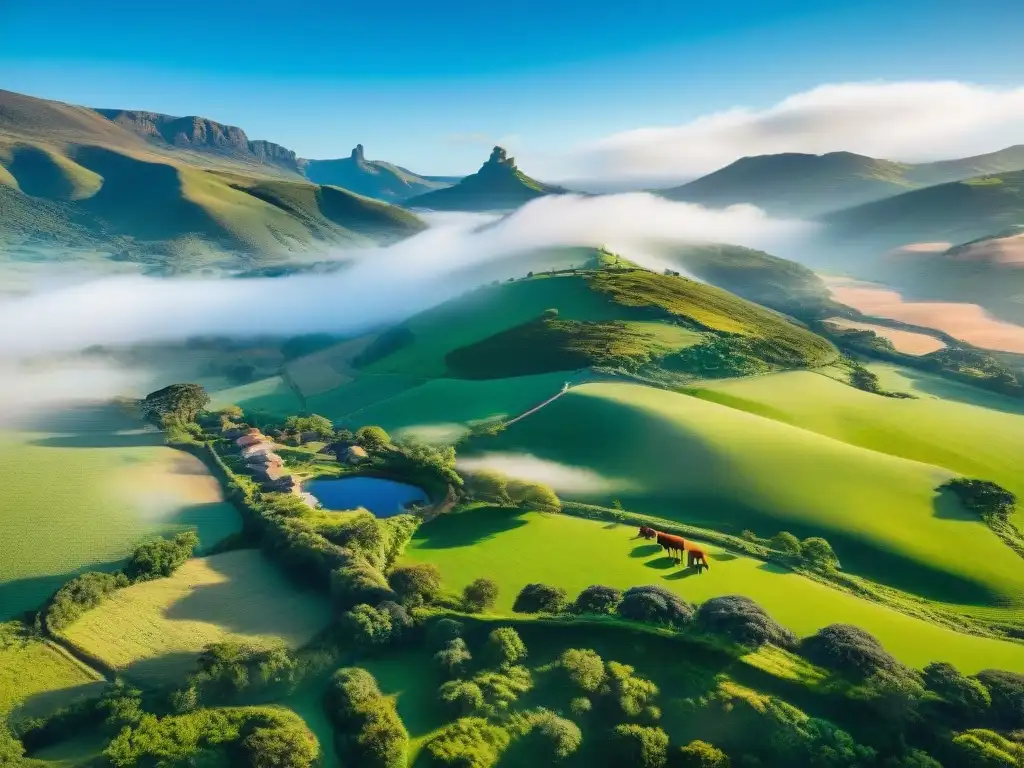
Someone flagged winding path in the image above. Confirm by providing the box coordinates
[503,381,572,428]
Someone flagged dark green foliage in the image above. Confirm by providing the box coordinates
[601,661,659,718]
[435,638,473,678]
[770,531,802,557]
[974,669,1024,729]
[942,478,1017,522]
[799,537,840,570]
[485,627,527,668]
[388,563,442,606]
[559,648,606,693]
[44,570,129,631]
[284,414,335,440]
[923,662,991,720]
[141,382,210,424]
[0,725,24,765]
[15,680,144,753]
[951,728,1024,767]
[354,327,416,367]
[125,530,199,581]
[185,643,305,704]
[470,666,533,716]
[466,470,510,503]
[427,618,465,650]
[571,584,622,615]
[678,739,731,768]
[570,697,592,716]
[386,437,462,490]
[530,709,582,760]
[463,578,499,612]
[243,722,321,768]
[667,335,768,377]
[801,624,905,680]
[281,333,341,360]
[695,595,797,649]
[439,680,485,717]
[331,556,396,609]
[617,585,694,626]
[325,667,408,768]
[507,478,561,511]
[319,511,386,562]
[355,425,391,450]
[341,603,405,648]
[850,363,883,393]
[513,583,568,613]
[425,716,511,768]
[610,724,669,768]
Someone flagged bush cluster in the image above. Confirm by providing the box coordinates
[695,595,797,649]
[324,667,408,768]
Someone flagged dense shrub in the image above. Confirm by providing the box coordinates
[472,666,533,715]
[341,603,402,648]
[530,710,582,759]
[125,530,199,582]
[602,661,659,718]
[243,722,321,768]
[426,717,511,768]
[571,585,622,615]
[45,571,129,632]
[507,478,561,511]
[435,638,473,678]
[974,669,1024,729]
[800,624,904,679]
[951,728,1024,767]
[694,595,797,649]
[485,627,527,668]
[769,531,802,557]
[570,697,592,716]
[331,556,396,609]
[355,425,391,450]
[678,740,731,768]
[466,470,510,503]
[427,618,464,650]
[610,724,669,768]
[439,680,485,717]
[325,667,408,768]
[617,585,693,626]
[184,643,305,704]
[799,537,840,570]
[513,583,568,613]
[922,662,991,720]
[942,478,1016,522]
[463,578,500,612]
[141,383,210,425]
[559,648,606,693]
[388,563,442,606]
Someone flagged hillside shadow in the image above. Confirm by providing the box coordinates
[29,430,162,449]
[758,562,790,574]
[411,506,529,549]
[898,368,1024,416]
[165,501,239,536]
[125,652,206,686]
[630,544,662,557]
[13,402,140,433]
[932,486,977,521]
[1,558,125,622]
[12,679,107,722]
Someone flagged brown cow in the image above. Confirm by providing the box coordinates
[657,532,688,562]
[686,547,710,573]
[638,525,658,540]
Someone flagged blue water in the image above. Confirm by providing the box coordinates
[305,476,429,517]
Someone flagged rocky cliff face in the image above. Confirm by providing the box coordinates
[94,109,299,172]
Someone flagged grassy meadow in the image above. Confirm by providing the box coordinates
[0,404,240,620]
[58,550,332,685]
[402,507,1024,673]
[461,381,1024,611]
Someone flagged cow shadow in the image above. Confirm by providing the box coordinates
[630,544,662,558]
[714,552,739,562]
[663,566,699,580]
[645,556,678,570]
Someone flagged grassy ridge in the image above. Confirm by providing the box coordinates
[464,381,1024,609]
[58,550,331,685]
[403,507,1024,672]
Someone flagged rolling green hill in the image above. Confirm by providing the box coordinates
[404,146,567,211]
[821,169,1024,252]
[300,144,449,202]
[661,146,1024,217]
[0,89,425,270]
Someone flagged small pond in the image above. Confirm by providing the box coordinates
[304,476,429,518]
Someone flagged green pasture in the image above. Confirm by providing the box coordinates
[462,381,1024,610]
[403,507,1024,672]
[303,373,425,422]
[0,405,240,620]
[209,375,304,419]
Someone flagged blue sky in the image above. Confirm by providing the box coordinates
[2,0,1023,175]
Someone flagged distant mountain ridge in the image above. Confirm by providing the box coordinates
[94,108,301,173]
[661,146,1024,216]
[300,144,448,202]
[405,146,568,211]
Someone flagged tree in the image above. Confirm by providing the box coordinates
[388,563,441,606]
[439,680,484,717]
[513,583,568,613]
[141,383,210,424]
[485,627,527,668]
[466,470,510,504]
[952,728,1024,767]
[285,414,335,440]
[610,724,669,768]
[507,479,561,511]
[770,531,801,557]
[923,662,991,720]
[340,604,396,648]
[219,405,244,421]
[617,585,693,626]
[571,585,622,615]
[943,478,1017,522]
[678,740,731,768]
[602,661,659,718]
[427,618,464,651]
[694,595,796,649]
[125,530,198,581]
[559,648,605,693]
[435,638,472,677]
[800,624,904,680]
[973,669,1024,729]
[243,723,320,768]
[355,425,391,450]
[531,710,582,760]
[800,537,840,570]
[463,578,499,612]
[426,717,511,768]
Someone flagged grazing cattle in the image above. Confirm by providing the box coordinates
[686,547,710,573]
[657,533,688,562]
[638,525,658,540]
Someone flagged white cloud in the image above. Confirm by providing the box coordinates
[457,452,630,494]
[0,360,147,424]
[0,193,813,359]
[567,81,1024,182]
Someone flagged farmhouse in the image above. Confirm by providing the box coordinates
[240,443,275,460]
[249,464,285,483]
[246,451,283,467]
[236,433,265,448]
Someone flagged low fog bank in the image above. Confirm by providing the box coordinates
[457,452,632,494]
[0,194,816,360]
